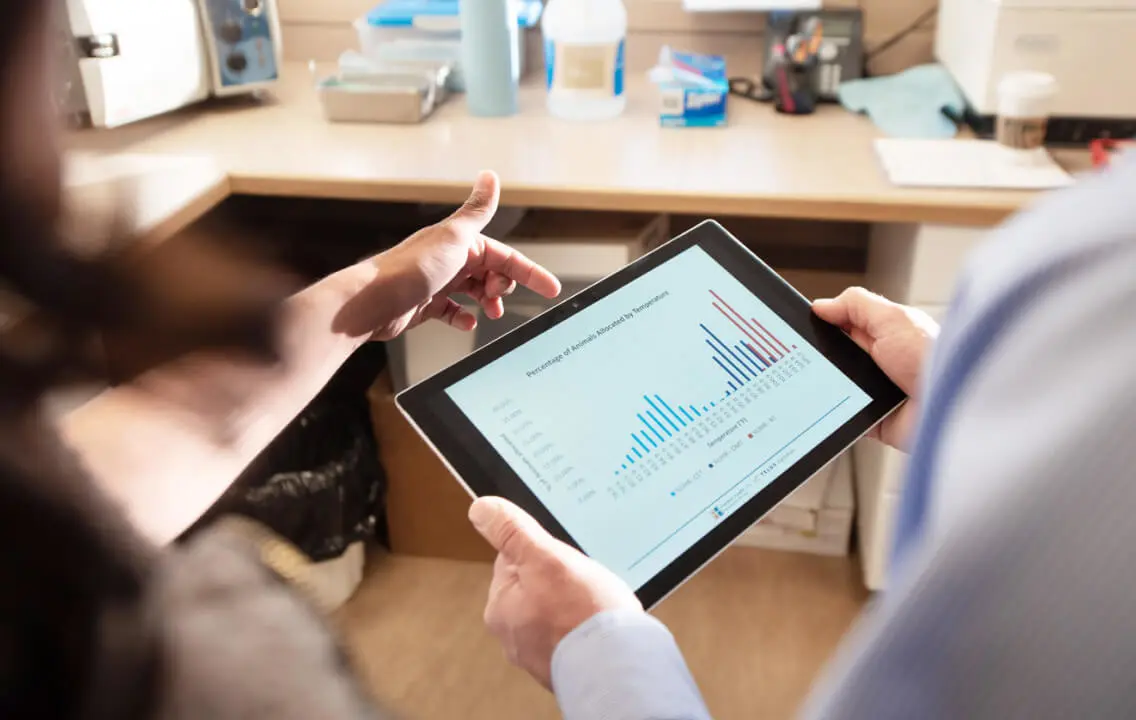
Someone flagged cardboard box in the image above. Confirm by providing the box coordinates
[368,371,495,562]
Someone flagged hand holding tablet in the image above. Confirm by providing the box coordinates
[399,221,905,608]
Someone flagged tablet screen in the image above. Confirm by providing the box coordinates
[446,245,872,590]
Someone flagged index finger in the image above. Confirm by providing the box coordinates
[477,236,562,299]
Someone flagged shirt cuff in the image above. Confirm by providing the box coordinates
[552,609,711,720]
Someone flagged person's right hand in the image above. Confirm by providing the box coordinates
[468,496,643,690]
[332,171,562,342]
[813,288,939,451]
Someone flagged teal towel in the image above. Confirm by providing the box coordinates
[837,64,965,139]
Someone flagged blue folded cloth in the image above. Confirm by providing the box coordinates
[837,64,965,139]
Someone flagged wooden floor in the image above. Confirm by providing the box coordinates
[335,546,869,719]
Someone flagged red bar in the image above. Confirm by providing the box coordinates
[704,288,786,358]
[743,341,771,370]
[752,317,790,355]
[713,301,775,359]
[709,290,780,358]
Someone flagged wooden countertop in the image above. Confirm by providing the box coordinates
[65,63,1085,232]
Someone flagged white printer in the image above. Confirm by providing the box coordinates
[59,0,283,128]
[935,0,1136,143]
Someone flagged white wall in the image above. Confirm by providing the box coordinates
[275,0,936,76]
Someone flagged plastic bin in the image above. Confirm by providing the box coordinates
[356,0,543,91]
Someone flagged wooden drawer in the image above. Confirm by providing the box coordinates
[866,224,990,305]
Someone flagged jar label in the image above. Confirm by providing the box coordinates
[545,39,625,97]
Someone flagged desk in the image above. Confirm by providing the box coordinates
[65,63,1086,230]
[63,63,1090,586]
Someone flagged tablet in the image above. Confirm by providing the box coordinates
[397,221,905,608]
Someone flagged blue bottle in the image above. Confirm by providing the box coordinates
[459,0,519,116]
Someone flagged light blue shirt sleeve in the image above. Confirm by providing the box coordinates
[552,609,711,720]
[801,159,1136,718]
[553,160,1136,720]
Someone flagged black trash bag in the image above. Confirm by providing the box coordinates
[186,343,389,561]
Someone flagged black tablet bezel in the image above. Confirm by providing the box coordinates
[397,220,906,608]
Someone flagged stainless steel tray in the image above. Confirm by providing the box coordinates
[317,64,451,124]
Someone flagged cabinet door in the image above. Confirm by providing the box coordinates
[866,224,989,305]
[855,303,944,590]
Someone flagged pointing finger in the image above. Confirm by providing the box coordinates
[478,237,562,299]
[448,171,501,233]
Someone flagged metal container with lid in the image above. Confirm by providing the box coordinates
[315,57,452,124]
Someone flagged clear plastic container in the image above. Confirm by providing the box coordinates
[542,0,628,120]
[355,0,542,91]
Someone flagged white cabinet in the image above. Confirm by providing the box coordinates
[857,223,980,591]
[854,440,907,591]
[866,224,989,305]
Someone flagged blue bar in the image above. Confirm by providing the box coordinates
[717,338,752,381]
[725,391,731,397]
[735,344,763,374]
[702,329,751,383]
[731,343,759,375]
[646,396,680,433]
[743,342,771,369]
[711,402,716,407]
[622,464,627,470]
[633,447,643,459]
[655,395,687,428]
[703,324,757,381]
[712,355,743,387]
[647,409,673,437]
[690,405,701,417]
[626,454,635,465]
[634,435,650,454]
[770,355,777,364]
[702,405,709,412]
[641,431,658,448]
[639,414,665,443]
[680,406,694,422]
[729,380,737,391]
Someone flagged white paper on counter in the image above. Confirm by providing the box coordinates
[875,138,1074,190]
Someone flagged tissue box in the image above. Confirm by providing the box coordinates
[656,50,729,128]
[659,82,729,128]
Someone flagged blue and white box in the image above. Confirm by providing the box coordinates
[651,48,728,128]
[357,0,543,91]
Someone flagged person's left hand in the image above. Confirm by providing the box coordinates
[469,496,643,689]
[333,171,561,341]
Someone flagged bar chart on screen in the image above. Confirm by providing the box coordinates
[613,288,813,483]
[447,245,871,586]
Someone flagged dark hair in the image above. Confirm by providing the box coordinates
[0,3,288,716]
[0,4,289,409]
